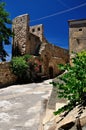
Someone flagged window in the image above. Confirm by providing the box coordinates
[32,28,35,32]
[79,28,82,31]
[38,27,40,31]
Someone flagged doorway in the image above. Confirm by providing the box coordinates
[49,67,53,79]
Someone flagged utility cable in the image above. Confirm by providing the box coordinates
[31,2,86,22]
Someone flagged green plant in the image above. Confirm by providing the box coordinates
[23,54,32,61]
[11,55,38,82]
[11,56,28,78]
[52,51,86,115]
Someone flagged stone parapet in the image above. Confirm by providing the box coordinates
[0,62,17,87]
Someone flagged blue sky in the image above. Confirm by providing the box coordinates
[2,0,86,60]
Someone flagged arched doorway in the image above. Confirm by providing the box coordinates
[49,67,53,79]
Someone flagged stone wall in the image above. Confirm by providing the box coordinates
[0,62,17,87]
[44,43,69,61]
[40,43,69,77]
[27,33,42,55]
[49,57,66,77]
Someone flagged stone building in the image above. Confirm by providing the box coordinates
[68,19,86,61]
[12,14,69,78]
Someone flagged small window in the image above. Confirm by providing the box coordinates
[38,27,40,31]
[32,28,35,32]
[79,28,82,31]
[21,18,22,21]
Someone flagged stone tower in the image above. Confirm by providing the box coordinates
[12,14,29,56]
[68,19,86,60]
[30,24,43,41]
[30,24,47,42]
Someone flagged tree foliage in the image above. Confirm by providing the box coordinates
[52,51,86,115]
[0,2,13,61]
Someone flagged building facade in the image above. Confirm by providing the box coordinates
[68,19,86,61]
[12,14,69,78]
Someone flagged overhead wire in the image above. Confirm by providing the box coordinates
[31,2,86,22]
[55,0,69,8]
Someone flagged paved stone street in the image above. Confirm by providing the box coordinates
[0,79,52,130]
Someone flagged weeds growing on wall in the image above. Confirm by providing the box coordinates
[51,51,86,115]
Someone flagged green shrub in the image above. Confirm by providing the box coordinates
[11,56,28,78]
[23,54,32,61]
[11,55,38,82]
[52,50,86,115]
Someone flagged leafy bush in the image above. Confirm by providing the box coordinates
[23,54,32,61]
[52,51,86,115]
[11,56,28,79]
[11,55,40,82]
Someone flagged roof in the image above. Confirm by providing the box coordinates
[68,19,86,26]
[68,18,86,22]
